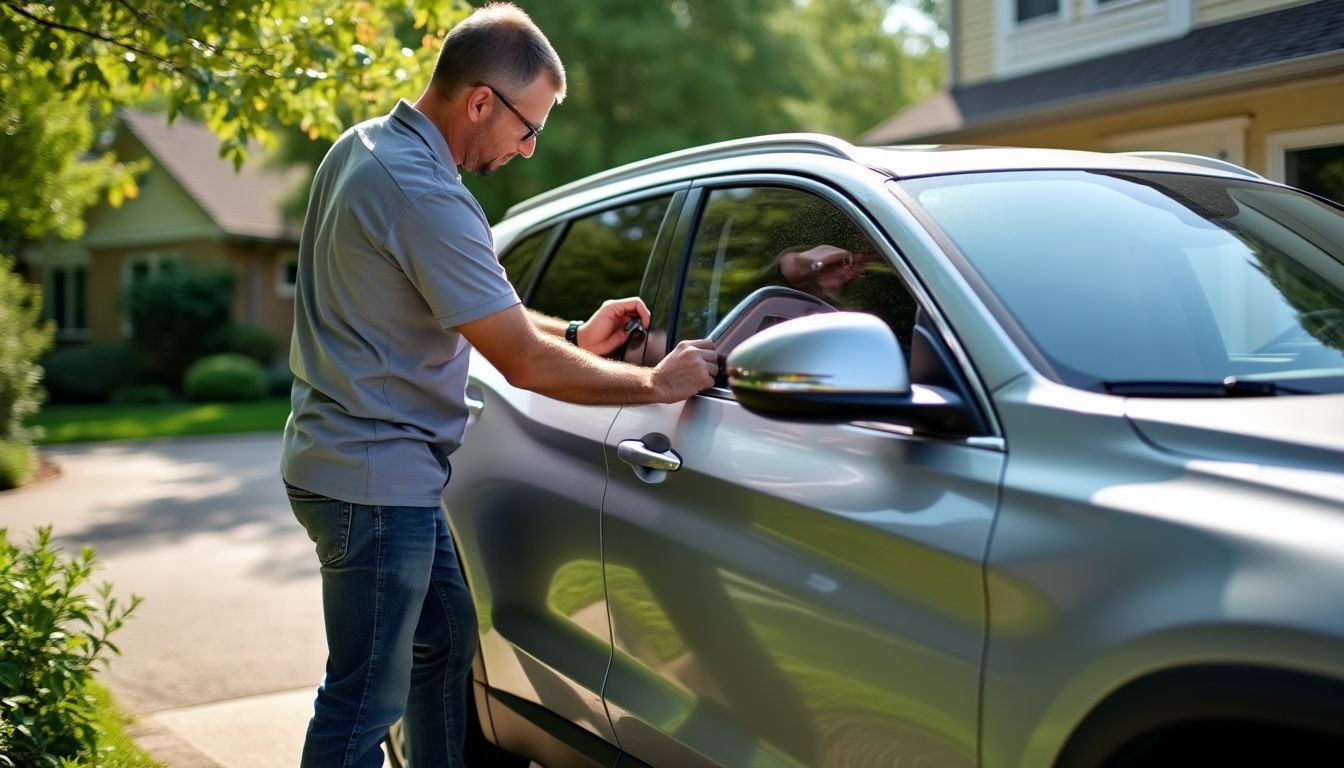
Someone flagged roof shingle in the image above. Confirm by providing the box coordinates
[121,110,305,242]
[864,0,1344,143]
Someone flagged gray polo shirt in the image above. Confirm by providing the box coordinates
[281,100,519,506]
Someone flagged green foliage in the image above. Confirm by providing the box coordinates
[108,385,172,406]
[40,345,142,405]
[0,256,54,483]
[209,324,280,367]
[0,439,37,491]
[0,527,142,767]
[123,268,235,389]
[32,399,290,444]
[0,0,471,166]
[183,354,267,402]
[780,0,945,139]
[266,366,295,398]
[0,65,144,255]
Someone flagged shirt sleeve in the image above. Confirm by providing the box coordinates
[384,188,521,329]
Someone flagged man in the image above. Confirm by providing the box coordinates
[280,4,717,766]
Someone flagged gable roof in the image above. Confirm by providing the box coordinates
[120,109,305,242]
[863,0,1344,143]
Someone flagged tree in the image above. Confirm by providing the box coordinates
[460,0,945,221]
[0,254,53,490]
[781,0,945,139]
[462,0,809,220]
[0,0,471,248]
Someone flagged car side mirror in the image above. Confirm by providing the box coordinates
[726,312,978,436]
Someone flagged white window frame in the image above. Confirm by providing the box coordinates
[1083,0,1147,16]
[995,0,1192,79]
[1265,123,1344,186]
[276,251,299,298]
[1012,0,1067,28]
[42,256,91,341]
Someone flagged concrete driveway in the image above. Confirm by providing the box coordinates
[0,434,327,767]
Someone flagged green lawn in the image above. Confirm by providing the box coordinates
[87,681,165,768]
[30,398,291,444]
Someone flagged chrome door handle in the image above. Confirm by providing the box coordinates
[617,439,682,472]
[465,394,484,416]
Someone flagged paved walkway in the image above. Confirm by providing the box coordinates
[0,435,330,767]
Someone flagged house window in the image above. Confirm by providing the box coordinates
[1016,0,1059,23]
[277,252,299,298]
[1268,125,1344,206]
[44,262,89,340]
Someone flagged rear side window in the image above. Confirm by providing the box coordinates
[498,227,553,299]
[529,195,673,321]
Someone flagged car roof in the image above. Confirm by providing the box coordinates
[503,132,1266,221]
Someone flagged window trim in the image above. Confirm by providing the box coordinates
[42,257,91,341]
[670,173,1000,438]
[522,187,683,337]
[994,0,1192,79]
[1266,123,1344,189]
[276,251,299,299]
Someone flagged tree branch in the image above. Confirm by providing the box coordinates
[1,0,187,75]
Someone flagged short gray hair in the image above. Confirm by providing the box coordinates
[430,3,566,103]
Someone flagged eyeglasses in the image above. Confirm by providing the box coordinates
[484,85,543,143]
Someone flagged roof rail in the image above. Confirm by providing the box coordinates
[1118,151,1264,180]
[506,133,859,218]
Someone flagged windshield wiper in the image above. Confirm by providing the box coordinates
[1102,377,1302,397]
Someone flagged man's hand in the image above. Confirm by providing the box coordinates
[651,339,718,402]
[578,297,651,356]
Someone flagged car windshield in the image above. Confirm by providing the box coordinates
[899,171,1344,395]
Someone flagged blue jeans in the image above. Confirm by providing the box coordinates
[286,483,477,768]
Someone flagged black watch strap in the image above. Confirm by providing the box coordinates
[565,320,582,346]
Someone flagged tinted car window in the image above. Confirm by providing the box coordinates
[676,186,918,347]
[529,196,673,321]
[499,226,553,300]
[903,171,1344,393]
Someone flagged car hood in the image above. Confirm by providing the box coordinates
[1125,394,1344,473]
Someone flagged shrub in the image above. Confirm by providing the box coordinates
[183,353,266,402]
[0,526,141,766]
[266,365,294,398]
[208,323,280,367]
[109,384,172,405]
[0,254,53,443]
[124,268,235,388]
[0,439,36,490]
[41,344,142,404]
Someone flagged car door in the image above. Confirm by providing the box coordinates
[444,189,683,749]
[599,179,1005,767]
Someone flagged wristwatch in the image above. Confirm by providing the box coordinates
[565,320,582,346]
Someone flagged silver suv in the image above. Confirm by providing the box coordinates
[434,135,1344,767]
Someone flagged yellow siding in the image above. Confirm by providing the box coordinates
[958,0,995,85]
[957,73,1344,176]
[1196,0,1314,26]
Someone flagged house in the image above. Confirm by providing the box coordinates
[20,110,306,361]
[863,0,1344,200]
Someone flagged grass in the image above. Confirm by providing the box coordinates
[86,681,165,768]
[30,398,291,444]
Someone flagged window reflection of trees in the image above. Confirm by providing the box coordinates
[528,197,672,321]
[499,227,553,299]
[678,187,917,346]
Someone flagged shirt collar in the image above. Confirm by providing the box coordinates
[391,99,459,179]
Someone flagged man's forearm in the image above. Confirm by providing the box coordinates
[527,308,568,337]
